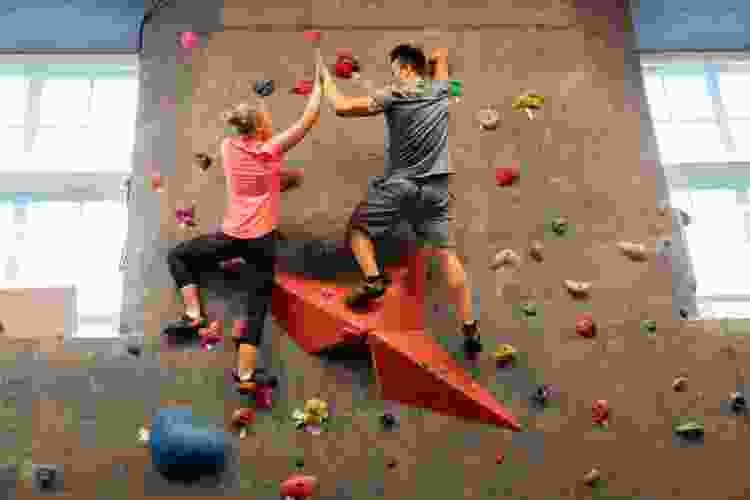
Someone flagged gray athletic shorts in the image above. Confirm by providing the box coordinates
[347,174,456,248]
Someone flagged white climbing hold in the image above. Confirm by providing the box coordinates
[490,249,521,270]
[564,280,591,296]
[137,426,150,445]
[477,107,500,130]
[616,241,647,261]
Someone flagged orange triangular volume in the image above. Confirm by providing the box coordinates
[271,253,425,354]
[368,329,522,431]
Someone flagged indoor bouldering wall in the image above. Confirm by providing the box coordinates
[15,0,750,498]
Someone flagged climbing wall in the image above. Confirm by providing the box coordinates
[61,1,750,500]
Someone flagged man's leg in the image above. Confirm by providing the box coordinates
[413,177,482,353]
[344,177,408,308]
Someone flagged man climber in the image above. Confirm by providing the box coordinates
[318,44,482,354]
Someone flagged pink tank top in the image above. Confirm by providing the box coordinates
[221,136,283,239]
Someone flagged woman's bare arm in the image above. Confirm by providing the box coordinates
[268,49,322,155]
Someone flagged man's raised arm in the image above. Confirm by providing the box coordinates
[319,51,386,118]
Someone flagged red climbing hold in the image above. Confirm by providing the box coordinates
[280,474,317,499]
[335,60,354,79]
[576,313,596,338]
[496,453,504,464]
[592,399,609,425]
[495,164,520,187]
[292,80,314,96]
[303,31,321,43]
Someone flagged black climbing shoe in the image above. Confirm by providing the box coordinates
[161,314,208,337]
[462,321,483,355]
[232,368,278,388]
[344,274,392,309]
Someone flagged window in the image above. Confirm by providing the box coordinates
[0,54,138,338]
[642,52,750,319]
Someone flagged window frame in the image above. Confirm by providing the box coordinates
[0,54,138,337]
[641,51,750,319]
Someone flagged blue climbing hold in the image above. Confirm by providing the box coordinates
[150,407,227,471]
[254,79,275,98]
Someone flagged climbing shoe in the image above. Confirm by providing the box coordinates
[344,273,392,309]
[462,321,483,355]
[161,314,208,337]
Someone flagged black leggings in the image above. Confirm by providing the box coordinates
[166,230,277,347]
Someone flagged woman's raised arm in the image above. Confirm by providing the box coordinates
[268,49,322,155]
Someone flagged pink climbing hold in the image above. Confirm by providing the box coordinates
[180,31,201,50]
[304,31,321,43]
[255,385,274,409]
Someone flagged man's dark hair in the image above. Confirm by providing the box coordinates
[389,44,427,76]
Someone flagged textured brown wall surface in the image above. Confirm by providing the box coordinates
[14,1,750,499]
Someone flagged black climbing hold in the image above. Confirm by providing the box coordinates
[127,345,142,357]
[380,413,397,429]
[731,393,747,413]
[35,466,57,490]
[387,458,398,468]
[679,308,689,319]
[254,79,275,98]
[532,385,550,404]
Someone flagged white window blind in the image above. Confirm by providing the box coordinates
[642,52,750,319]
[0,54,138,338]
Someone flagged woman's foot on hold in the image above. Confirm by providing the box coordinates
[162,313,208,336]
[345,273,392,309]
[462,320,482,355]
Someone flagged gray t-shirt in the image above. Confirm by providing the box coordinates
[369,79,454,180]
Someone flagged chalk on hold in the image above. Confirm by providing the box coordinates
[617,241,647,261]
[490,249,521,270]
[564,280,591,297]
[180,31,201,50]
[253,79,275,98]
[477,107,500,130]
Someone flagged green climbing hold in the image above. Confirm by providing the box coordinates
[295,457,305,467]
[551,217,568,236]
[450,80,462,97]
[521,303,537,317]
[642,319,657,333]
[675,420,704,435]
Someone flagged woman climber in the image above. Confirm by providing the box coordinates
[164,46,323,384]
